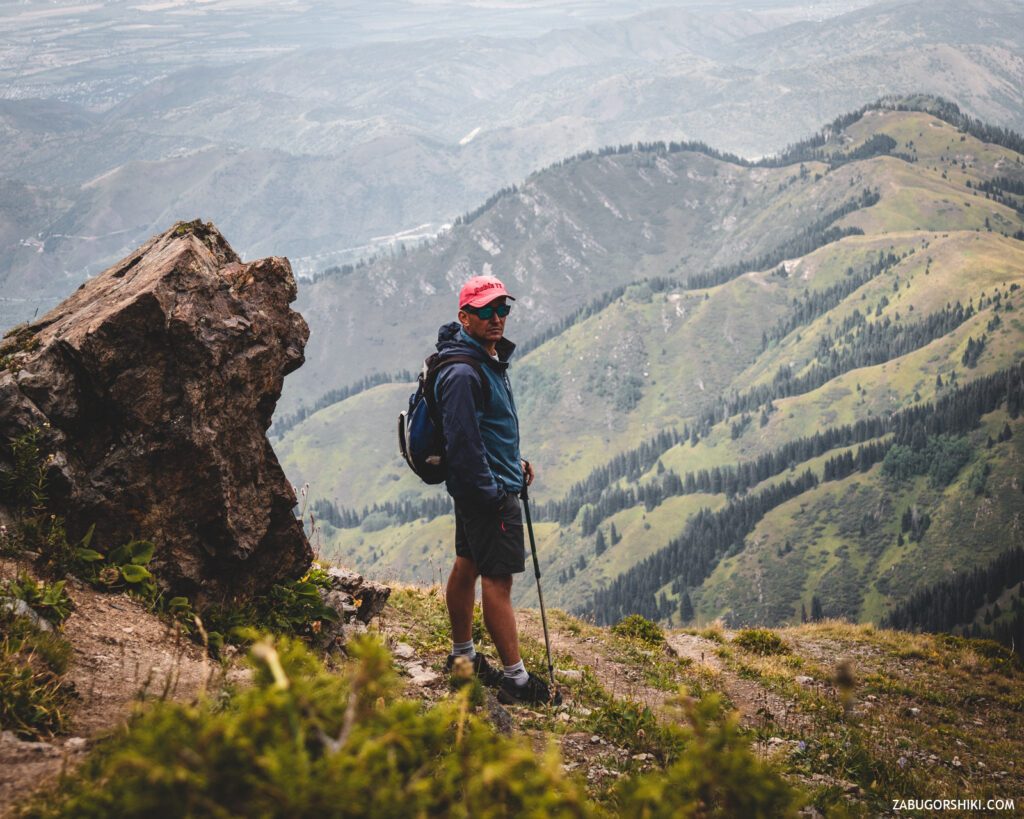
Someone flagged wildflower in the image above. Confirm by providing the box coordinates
[99,566,121,586]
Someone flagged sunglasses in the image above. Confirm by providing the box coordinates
[464,303,511,320]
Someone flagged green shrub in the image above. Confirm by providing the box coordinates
[614,693,800,818]
[612,614,665,645]
[75,533,157,602]
[0,426,47,513]
[733,628,791,656]
[28,636,594,818]
[583,697,681,759]
[258,576,340,635]
[2,574,74,625]
[0,611,73,739]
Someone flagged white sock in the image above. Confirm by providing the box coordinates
[504,659,528,686]
[452,640,476,659]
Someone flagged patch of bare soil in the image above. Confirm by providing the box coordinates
[1,573,237,817]
[518,610,674,711]
[665,632,803,730]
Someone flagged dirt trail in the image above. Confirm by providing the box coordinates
[517,610,676,712]
[517,614,801,731]
[0,573,233,816]
[665,632,802,730]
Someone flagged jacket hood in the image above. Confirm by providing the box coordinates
[435,321,516,367]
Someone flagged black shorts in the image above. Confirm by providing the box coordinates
[454,493,526,577]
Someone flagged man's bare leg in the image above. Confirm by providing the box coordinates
[480,574,521,665]
[446,555,478,644]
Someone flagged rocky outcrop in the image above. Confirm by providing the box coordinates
[0,220,312,601]
[315,568,393,650]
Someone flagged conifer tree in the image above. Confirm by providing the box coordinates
[679,591,695,623]
[810,595,824,622]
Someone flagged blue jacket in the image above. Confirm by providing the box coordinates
[433,322,524,508]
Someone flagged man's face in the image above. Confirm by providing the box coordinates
[459,297,509,348]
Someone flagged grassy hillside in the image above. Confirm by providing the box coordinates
[278,102,1024,636]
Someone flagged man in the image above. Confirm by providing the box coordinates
[433,274,560,706]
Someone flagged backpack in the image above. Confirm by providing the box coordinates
[398,353,491,484]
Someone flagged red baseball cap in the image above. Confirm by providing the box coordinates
[458,275,515,309]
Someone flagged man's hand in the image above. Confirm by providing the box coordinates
[522,459,535,487]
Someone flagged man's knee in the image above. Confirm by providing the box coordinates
[451,556,479,579]
[481,573,513,595]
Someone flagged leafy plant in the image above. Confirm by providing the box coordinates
[612,613,665,645]
[0,427,47,513]
[584,697,673,758]
[2,574,74,625]
[75,534,157,603]
[733,628,791,656]
[253,569,339,637]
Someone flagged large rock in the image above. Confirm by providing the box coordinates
[0,221,312,601]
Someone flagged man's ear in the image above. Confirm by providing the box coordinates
[457,309,470,330]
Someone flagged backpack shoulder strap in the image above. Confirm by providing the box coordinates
[425,354,491,411]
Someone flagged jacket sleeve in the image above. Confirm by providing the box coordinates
[435,363,503,508]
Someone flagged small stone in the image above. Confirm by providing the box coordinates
[392,642,416,660]
[590,735,601,744]
[795,675,814,686]
[555,668,583,681]
[65,737,88,751]
[558,712,571,723]
[325,567,364,591]
[632,753,652,761]
[341,622,367,640]
[406,664,440,686]
[0,597,53,633]
[0,731,60,757]
[952,756,962,768]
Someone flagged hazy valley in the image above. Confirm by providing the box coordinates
[3,0,1024,333]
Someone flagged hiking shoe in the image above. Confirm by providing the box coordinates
[497,671,563,707]
[444,653,505,688]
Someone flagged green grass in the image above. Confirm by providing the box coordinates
[0,609,74,739]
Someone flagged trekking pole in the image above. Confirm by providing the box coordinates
[520,482,556,691]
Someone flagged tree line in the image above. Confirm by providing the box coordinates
[586,360,1024,625]
[761,251,903,349]
[573,414,891,536]
[882,547,1024,653]
[681,190,878,290]
[589,470,820,625]
[701,297,980,430]
[271,369,415,440]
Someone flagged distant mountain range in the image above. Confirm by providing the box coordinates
[3,0,1024,331]
[274,98,1024,643]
